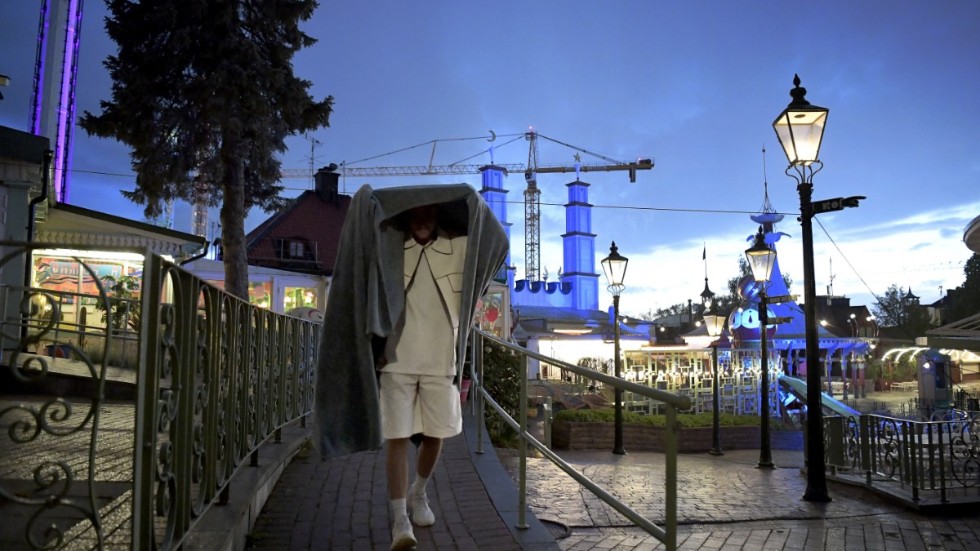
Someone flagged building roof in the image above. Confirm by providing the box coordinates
[245,184,350,276]
[512,305,649,340]
[35,202,206,258]
[927,311,980,352]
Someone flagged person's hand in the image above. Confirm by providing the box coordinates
[375,355,388,370]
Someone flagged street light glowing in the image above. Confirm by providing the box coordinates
[601,241,629,296]
[601,241,629,456]
[703,313,726,338]
[773,74,829,166]
[745,227,776,284]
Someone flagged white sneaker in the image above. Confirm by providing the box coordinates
[409,489,435,526]
[390,514,416,550]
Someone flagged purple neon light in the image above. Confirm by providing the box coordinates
[53,0,84,203]
[61,0,84,203]
[31,0,53,135]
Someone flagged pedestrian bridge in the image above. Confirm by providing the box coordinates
[3,241,978,550]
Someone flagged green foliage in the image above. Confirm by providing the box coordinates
[886,356,917,383]
[947,253,980,324]
[866,357,884,381]
[481,342,522,446]
[96,274,141,332]
[81,0,333,298]
[873,284,935,338]
[554,409,773,428]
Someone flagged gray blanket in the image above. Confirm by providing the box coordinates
[315,183,509,458]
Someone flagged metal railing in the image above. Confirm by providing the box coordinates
[0,242,319,550]
[471,328,691,551]
[826,410,980,504]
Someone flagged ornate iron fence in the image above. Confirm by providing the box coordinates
[827,410,980,504]
[0,242,319,550]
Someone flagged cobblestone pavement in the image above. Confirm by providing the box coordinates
[247,416,547,551]
[500,448,980,550]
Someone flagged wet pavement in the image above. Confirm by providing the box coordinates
[248,389,980,550]
[499,447,980,550]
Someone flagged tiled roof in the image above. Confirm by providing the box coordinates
[245,190,350,276]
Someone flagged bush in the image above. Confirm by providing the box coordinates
[481,341,522,446]
[554,408,793,430]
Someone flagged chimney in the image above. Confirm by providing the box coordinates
[314,164,340,203]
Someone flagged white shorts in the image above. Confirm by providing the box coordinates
[379,372,462,440]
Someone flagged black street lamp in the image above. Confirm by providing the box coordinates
[703,311,726,456]
[601,241,629,456]
[745,226,776,470]
[773,74,856,502]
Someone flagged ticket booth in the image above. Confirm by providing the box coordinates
[917,349,952,412]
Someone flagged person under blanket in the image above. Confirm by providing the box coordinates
[378,204,465,550]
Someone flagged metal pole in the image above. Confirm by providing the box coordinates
[709,343,723,456]
[758,290,774,469]
[799,179,831,501]
[475,332,485,455]
[613,294,626,455]
[518,352,529,529]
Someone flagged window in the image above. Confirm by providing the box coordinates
[276,238,312,260]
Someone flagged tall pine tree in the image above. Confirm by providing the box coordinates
[81,0,333,298]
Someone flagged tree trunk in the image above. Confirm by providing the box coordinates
[220,135,249,300]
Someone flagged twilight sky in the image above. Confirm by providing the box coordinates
[2,1,978,317]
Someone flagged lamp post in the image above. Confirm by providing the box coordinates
[703,311,726,456]
[745,226,776,469]
[601,241,629,456]
[773,74,851,502]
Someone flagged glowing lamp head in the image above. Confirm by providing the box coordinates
[703,313,726,338]
[701,280,715,311]
[772,74,828,167]
[601,241,629,296]
[745,227,776,285]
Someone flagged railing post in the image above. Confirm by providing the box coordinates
[860,414,872,485]
[132,251,164,549]
[475,331,485,455]
[517,351,529,530]
[665,405,678,551]
[938,421,947,503]
[544,397,553,450]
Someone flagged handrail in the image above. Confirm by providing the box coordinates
[472,328,684,551]
[0,241,319,550]
[473,328,691,410]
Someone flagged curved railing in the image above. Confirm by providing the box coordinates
[828,410,980,504]
[471,328,690,551]
[0,242,319,550]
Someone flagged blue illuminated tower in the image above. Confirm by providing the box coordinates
[480,165,515,289]
[561,179,598,311]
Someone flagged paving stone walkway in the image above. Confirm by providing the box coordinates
[499,446,980,550]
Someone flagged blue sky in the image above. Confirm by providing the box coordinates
[2,1,978,316]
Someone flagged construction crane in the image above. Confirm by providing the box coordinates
[282,131,653,281]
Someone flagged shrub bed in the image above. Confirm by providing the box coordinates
[551,409,802,453]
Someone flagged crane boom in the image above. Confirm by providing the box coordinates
[280,160,652,180]
[282,133,654,283]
